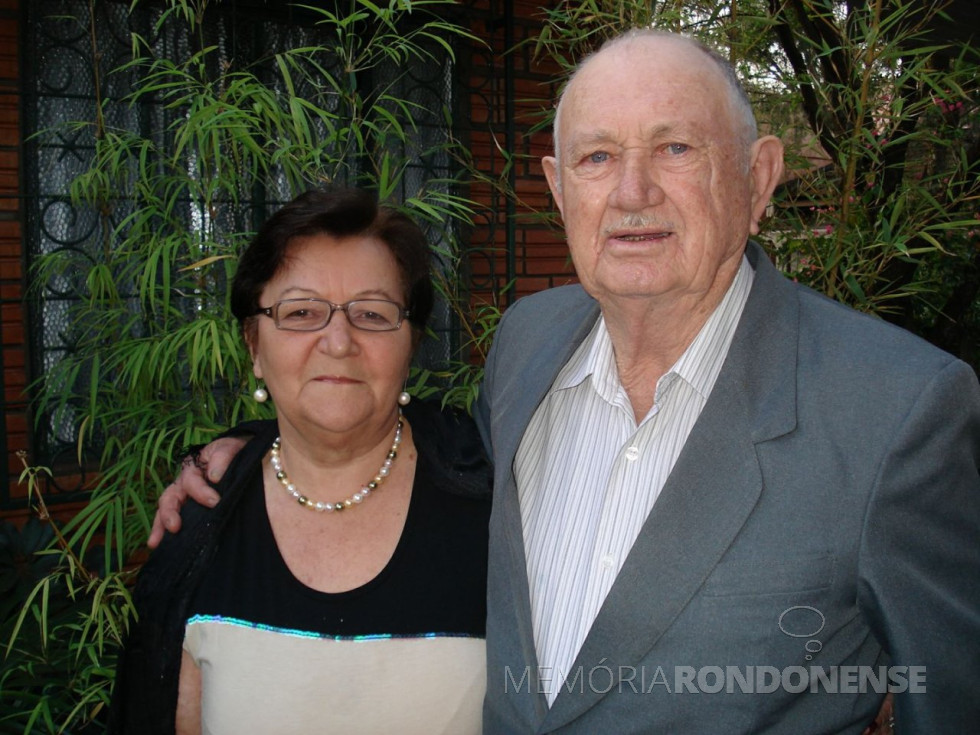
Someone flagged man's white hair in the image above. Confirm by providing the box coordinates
[551,30,759,188]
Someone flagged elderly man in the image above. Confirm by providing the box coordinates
[156,30,979,734]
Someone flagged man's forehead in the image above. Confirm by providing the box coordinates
[560,48,726,134]
[565,51,718,117]
[564,123,682,150]
[577,36,707,80]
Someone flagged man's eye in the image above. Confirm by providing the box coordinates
[665,143,689,155]
[587,151,609,164]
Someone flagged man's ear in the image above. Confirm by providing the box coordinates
[747,136,784,236]
[542,156,565,218]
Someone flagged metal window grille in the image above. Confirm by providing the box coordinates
[17,0,464,506]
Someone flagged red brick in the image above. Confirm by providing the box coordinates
[1,322,22,344]
[5,412,27,435]
[4,346,23,365]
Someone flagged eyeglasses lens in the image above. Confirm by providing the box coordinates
[274,299,401,332]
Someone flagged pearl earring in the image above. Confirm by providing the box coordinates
[253,386,269,403]
[397,391,411,406]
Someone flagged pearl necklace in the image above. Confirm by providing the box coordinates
[269,414,403,513]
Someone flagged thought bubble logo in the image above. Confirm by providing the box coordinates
[778,606,825,660]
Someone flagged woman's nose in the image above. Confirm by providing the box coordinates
[317,312,356,356]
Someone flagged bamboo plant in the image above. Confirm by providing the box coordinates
[4,0,487,729]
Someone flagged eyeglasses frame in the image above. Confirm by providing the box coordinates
[255,297,410,332]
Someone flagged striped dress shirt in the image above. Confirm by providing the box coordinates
[514,256,754,703]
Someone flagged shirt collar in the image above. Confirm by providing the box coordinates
[550,254,755,404]
[673,254,754,400]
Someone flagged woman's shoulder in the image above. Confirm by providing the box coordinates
[144,423,277,572]
[404,399,492,499]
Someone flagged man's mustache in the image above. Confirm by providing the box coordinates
[603,213,675,236]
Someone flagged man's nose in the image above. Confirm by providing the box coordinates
[609,151,665,210]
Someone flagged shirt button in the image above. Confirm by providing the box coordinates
[600,554,615,569]
[625,446,640,461]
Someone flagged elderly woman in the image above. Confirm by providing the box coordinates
[110,187,491,734]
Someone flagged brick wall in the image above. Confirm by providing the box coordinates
[0,0,27,516]
[465,0,577,313]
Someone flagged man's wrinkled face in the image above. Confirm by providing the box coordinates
[543,38,767,311]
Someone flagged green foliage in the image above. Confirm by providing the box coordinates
[530,0,980,366]
[420,270,510,413]
[10,0,979,731]
[10,0,484,730]
[1,459,135,733]
[762,0,980,363]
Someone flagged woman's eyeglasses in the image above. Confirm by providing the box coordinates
[256,298,409,332]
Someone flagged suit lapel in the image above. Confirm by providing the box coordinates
[492,293,602,471]
[486,290,602,729]
[541,243,801,730]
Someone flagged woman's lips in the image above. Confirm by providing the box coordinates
[314,375,360,384]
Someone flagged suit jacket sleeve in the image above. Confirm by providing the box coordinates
[858,358,980,731]
[474,309,501,458]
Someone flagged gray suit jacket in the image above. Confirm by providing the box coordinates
[475,242,980,734]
